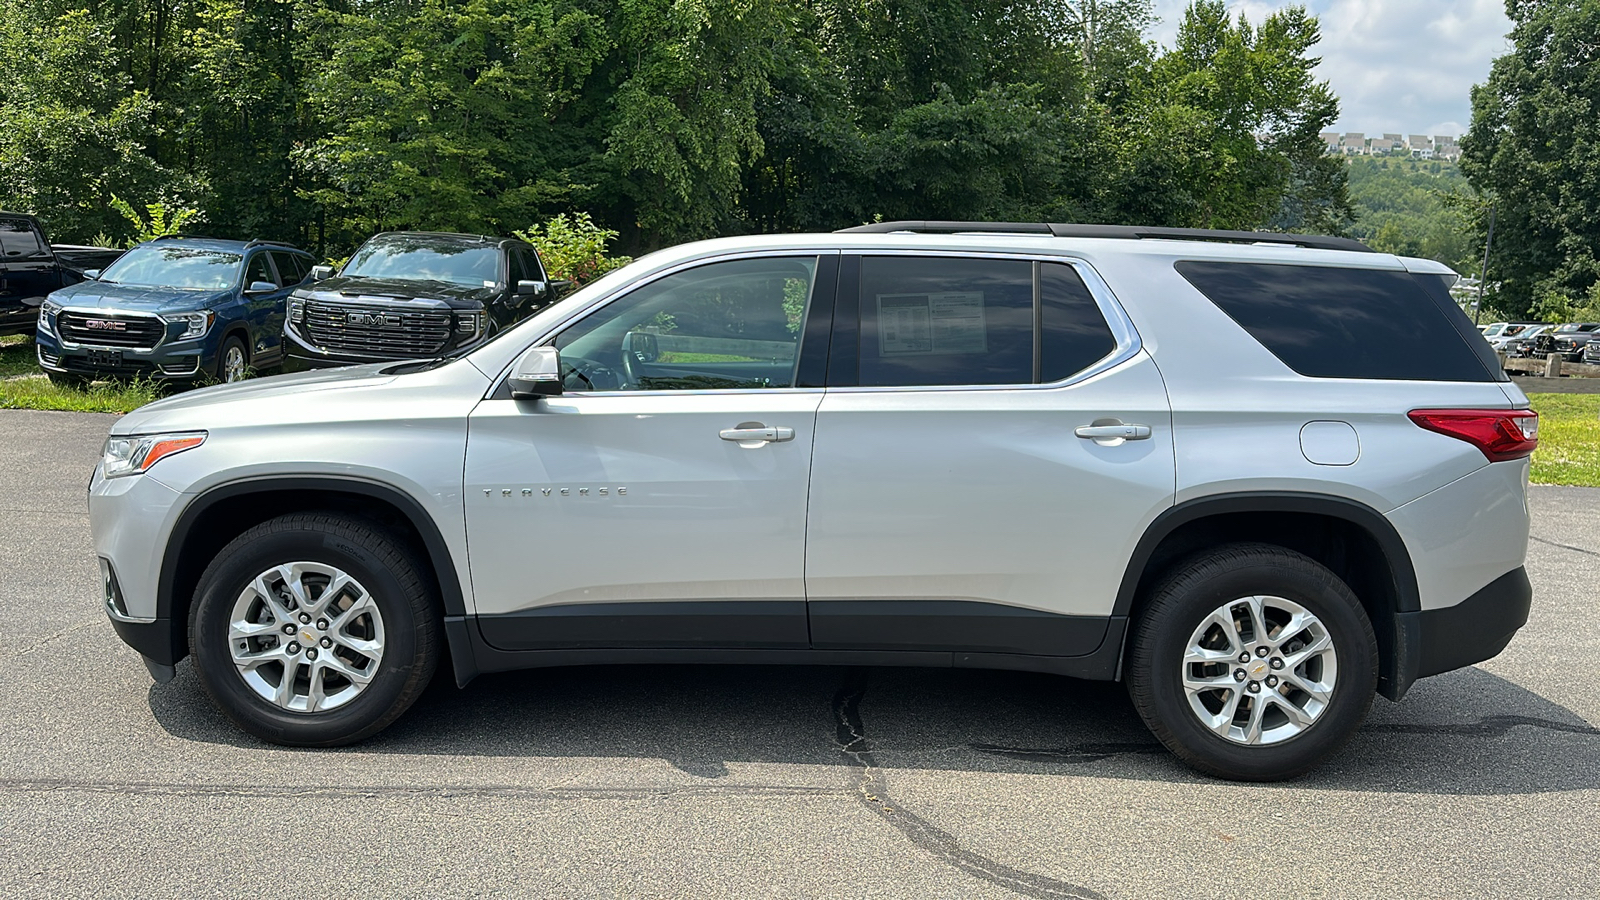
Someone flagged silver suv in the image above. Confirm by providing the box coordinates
[90,222,1536,781]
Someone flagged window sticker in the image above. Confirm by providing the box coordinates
[876,292,987,355]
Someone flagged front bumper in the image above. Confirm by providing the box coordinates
[281,324,479,372]
[36,330,212,380]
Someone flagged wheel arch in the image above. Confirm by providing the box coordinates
[1115,492,1421,700]
[156,477,467,664]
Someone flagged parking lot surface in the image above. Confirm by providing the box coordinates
[1,407,1596,899]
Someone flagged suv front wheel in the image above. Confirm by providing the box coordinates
[188,513,440,746]
[1127,543,1378,781]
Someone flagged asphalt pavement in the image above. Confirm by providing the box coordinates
[1,407,1596,899]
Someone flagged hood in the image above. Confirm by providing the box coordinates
[300,275,495,310]
[115,363,397,433]
[52,280,231,314]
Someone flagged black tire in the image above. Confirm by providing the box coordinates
[188,513,441,746]
[1126,543,1378,781]
[46,371,88,389]
[215,334,249,383]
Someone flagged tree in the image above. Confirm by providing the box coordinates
[1461,0,1600,318]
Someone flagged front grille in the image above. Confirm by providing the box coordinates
[302,301,453,357]
[58,312,165,349]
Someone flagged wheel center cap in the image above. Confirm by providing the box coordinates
[300,629,317,645]
[1248,660,1270,679]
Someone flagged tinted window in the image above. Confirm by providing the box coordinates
[556,256,816,391]
[858,257,1034,386]
[1176,261,1496,382]
[245,254,277,287]
[508,248,529,285]
[99,245,243,290]
[0,219,45,258]
[1040,263,1117,382]
[343,235,500,287]
[272,252,308,284]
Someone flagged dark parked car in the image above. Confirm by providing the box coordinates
[282,232,570,371]
[0,212,122,335]
[1531,322,1600,361]
[35,236,315,385]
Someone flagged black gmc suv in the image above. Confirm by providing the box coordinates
[1,212,122,335]
[283,232,570,371]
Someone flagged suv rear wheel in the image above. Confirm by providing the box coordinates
[1127,543,1378,781]
[188,513,440,746]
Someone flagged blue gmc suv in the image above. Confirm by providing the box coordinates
[35,236,316,385]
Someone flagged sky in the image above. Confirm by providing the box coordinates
[1149,0,1514,137]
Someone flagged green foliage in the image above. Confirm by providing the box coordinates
[1461,0,1600,319]
[0,0,1348,255]
[1345,158,1475,271]
[514,213,632,284]
[109,197,203,246]
[1531,282,1600,325]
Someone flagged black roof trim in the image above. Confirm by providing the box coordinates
[243,239,304,251]
[835,220,1374,253]
[149,233,222,242]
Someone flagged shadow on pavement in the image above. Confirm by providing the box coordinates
[148,660,1599,794]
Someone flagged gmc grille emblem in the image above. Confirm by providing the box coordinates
[82,319,127,331]
[344,311,397,327]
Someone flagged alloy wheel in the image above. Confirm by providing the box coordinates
[1181,594,1337,745]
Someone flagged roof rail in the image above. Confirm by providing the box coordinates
[244,239,300,250]
[835,220,1374,253]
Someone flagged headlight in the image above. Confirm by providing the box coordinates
[288,296,305,324]
[161,310,215,340]
[457,310,484,336]
[38,299,62,332]
[102,431,206,478]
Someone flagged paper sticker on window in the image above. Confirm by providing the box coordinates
[877,292,986,355]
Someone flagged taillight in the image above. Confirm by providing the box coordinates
[1408,408,1539,462]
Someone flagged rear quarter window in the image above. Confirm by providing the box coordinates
[1175,261,1502,382]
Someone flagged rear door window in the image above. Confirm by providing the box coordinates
[1175,261,1500,382]
[851,256,1116,387]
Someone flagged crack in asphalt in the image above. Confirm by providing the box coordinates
[832,669,1108,900]
[1365,714,1600,737]
[1530,534,1600,557]
[4,620,99,660]
[965,714,1600,768]
[0,778,840,802]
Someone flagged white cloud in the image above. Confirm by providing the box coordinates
[1148,0,1512,136]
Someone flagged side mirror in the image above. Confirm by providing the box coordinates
[309,265,334,280]
[246,280,278,294]
[508,346,563,399]
[82,269,101,280]
[623,331,658,363]
[515,279,547,297]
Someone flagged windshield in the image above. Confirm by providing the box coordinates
[99,245,242,290]
[342,236,500,288]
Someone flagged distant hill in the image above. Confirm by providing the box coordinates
[1345,157,1475,272]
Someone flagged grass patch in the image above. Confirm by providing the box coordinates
[0,336,166,414]
[1527,393,1600,487]
[0,374,165,413]
[0,334,37,377]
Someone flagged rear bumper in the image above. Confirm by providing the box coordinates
[1391,566,1531,697]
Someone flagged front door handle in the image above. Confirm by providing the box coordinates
[1075,421,1152,441]
[720,423,795,446]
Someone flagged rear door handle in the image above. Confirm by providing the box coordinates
[1075,422,1152,441]
[720,423,795,445]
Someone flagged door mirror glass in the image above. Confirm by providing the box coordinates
[509,346,563,399]
[309,264,334,280]
[622,331,658,363]
[246,280,278,294]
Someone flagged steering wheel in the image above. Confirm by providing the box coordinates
[560,357,618,391]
